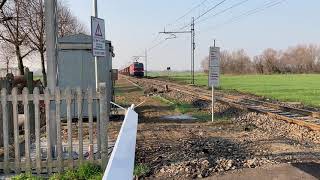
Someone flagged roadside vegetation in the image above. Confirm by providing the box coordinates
[12,163,102,180]
[134,164,150,178]
[153,95,231,122]
[149,72,320,107]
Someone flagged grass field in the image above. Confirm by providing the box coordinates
[149,72,320,107]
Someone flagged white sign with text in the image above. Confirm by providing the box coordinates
[209,47,220,87]
[91,17,106,57]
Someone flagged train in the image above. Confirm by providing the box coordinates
[119,62,144,77]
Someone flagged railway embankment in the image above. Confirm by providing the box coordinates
[115,75,320,179]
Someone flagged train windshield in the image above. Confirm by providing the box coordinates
[135,63,144,68]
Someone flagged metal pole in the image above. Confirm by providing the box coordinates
[191,17,195,85]
[93,0,99,91]
[211,40,216,122]
[212,86,214,122]
[145,49,148,78]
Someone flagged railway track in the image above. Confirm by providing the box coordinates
[123,75,320,131]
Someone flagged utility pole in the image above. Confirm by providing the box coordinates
[93,0,99,91]
[159,17,195,84]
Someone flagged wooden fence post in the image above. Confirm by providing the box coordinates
[23,87,31,173]
[25,68,35,138]
[55,87,63,172]
[99,83,108,169]
[12,88,20,173]
[88,88,94,161]
[65,88,74,169]
[45,88,52,174]
[77,88,83,162]
[1,88,9,174]
[33,87,41,174]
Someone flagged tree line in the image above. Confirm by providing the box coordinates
[201,44,320,74]
[0,0,86,86]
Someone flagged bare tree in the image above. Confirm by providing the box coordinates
[0,0,7,9]
[57,1,87,37]
[21,0,86,86]
[0,0,12,22]
[20,0,47,84]
[201,49,254,75]
[0,0,34,75]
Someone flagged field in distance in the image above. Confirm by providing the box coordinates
[149,72,320,107]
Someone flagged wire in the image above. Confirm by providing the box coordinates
[201,0,285,33]
[145,0,228,53]
[148,38,168,52]
[144,0,211,54]
[195,0,227,21]
[178,0,228,30]
[170,0,209,25]
[196,0,250,25]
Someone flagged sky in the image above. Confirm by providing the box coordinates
[65,0,320,71]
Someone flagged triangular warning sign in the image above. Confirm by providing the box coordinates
[95,23,103,37]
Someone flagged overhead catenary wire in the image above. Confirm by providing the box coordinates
[169,0,209,26]
[143,0,213,54]
[178,0,228,30]
[137,0,286,64]
[200,0,286,33]
[144,0,228,54]
[196,0,250,25]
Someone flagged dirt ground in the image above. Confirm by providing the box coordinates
[113,76,320,180]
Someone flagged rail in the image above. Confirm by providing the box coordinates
[124,75,320,131]
[103,104,139,180]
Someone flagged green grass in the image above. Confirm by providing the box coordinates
[153,95,193,113]
[153,95,223,121]
[134,164,150,177]
[12,163,102,180]
[149,72,320,107]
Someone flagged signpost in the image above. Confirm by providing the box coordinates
[208,45,220,122]
[91,17,106,57]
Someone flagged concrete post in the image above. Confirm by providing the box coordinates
[45,0,57,152]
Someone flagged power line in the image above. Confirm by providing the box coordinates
[201,0,285,33]
[147,0,227,54]
[142,0,210,54]
[145,0,211,53]
[195,0,227,21]
[196,0,250,24]
[148,38,168,52]
[170,0,209,25]
[178,0,228,30]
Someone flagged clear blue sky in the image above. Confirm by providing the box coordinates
[66,0,320,71]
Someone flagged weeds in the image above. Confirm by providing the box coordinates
[134,164,150,178]
[12,163,103,180]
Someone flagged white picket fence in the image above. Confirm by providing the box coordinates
[0,84,109,175]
